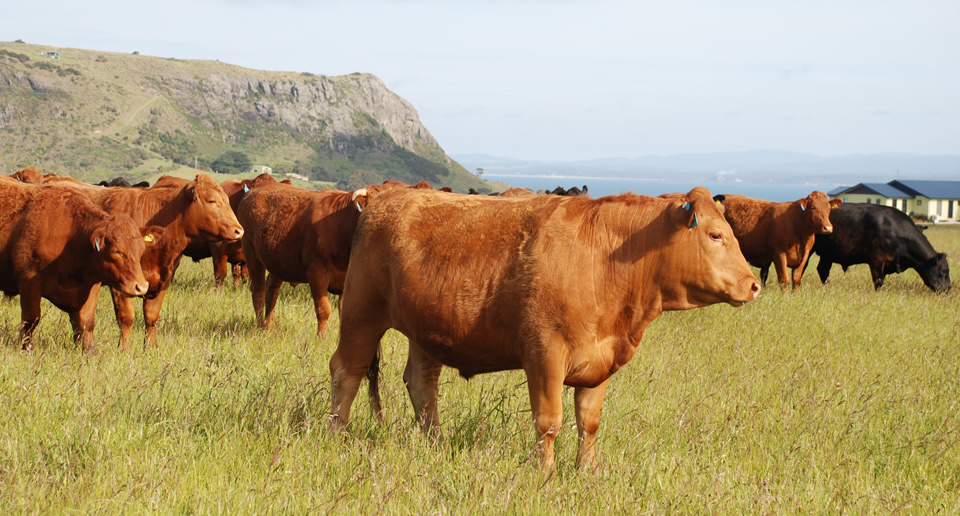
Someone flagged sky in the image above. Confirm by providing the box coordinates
[3,0,959,161]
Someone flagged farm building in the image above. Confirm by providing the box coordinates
[829,180,960,222]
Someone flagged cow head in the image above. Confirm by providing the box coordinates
[11,167,44,184]
[90,215,151,297]
[799,191,836,234]
[661,187,761,309]
[919,252,951,293]
[250,173,280,189]
[183,173,245,243]
[352,182,411,213]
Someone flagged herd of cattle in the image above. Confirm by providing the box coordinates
[1,167,951,469]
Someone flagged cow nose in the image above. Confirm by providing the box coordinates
[822,225,833,233]
[134,282,148,296]
[233,227,244,239]
[750,280,761,299]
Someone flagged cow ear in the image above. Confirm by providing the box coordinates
[351,188,369,213]
[185,184,197,203]
[91,227,106,252]
[140,225,165,245]
[830,199,843,209]
[671,199,700,230]
[799,198,809,212]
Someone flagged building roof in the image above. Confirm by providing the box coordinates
[829,182,912,198]
[888,180,960,200]
[827,186,849,196]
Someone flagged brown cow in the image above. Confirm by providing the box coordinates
[328,186,761,469]
[237,182,396,337]
[81,173,244,349]
[0,178,155,351]
[9,167,45,184]
[498,187,537,197]
[209,174,285,287]
[714,191,840,292]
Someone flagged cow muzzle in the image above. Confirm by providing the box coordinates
[127,281,149,297]
[226,226,244,241]
[821,225,833,234]
[729,277,762,307]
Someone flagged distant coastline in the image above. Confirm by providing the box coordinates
[486,174,836,202]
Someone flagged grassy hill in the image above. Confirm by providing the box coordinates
[0,41,498,192]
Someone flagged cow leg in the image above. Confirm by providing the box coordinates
[212,247,228,288]
[791,252,813,291]
[403,342,443,433]
[263,273,283,329]
[525,359,565,470]
[774,254,790,293]
[70,285,101,353]
[142,289,168,349]
[110,287,136,351]
[329,301,389,432]
[758,264,770,286]
[306,269,332,338]
[817,258,833,284]
[243,239,268,328]
[870,262,886,290]
[231,263,246,289]
[17,287,42,352]
[574,378,610,469]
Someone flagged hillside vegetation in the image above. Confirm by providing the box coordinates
[0,41,494,192]
[0,224,957,512]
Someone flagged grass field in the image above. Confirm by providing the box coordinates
[2,226,959,513]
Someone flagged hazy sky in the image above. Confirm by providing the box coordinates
[4,0,958,161]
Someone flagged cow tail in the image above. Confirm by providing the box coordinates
[366,347,383,420]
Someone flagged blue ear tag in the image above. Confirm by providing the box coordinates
[689,213,699,229]
[682,202,691,211]
[243,184,249,193]
[356,201,362,213]
[95,238,101,252]
[801,203,806,211]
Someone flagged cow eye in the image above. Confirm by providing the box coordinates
[710,232,723,242]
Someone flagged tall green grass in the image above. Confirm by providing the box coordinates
[2,226,959,513]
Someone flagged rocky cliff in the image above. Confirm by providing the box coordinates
[0,41,488,191]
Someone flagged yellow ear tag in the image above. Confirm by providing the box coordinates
[716,200,722,206]
[144,234,154,243]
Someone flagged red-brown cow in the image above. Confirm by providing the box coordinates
[237,182,397,337]
[499,187,537,197]
[0,178,155,352]
[328,187,761,469]
[81,173,244,349]
[9,167,45,184]
[714,191,840,292]
[210,174,286,287]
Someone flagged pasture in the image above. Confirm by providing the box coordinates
[2,225,959,513]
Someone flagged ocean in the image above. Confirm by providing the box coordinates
[485,175,838,203]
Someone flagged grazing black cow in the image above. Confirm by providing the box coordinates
[97,177,150,188]
[548,185,589,196]
[811,203,950,292]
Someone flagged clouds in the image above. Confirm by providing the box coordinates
[3,0,958,160]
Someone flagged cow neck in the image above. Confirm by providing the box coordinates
[148,230,190,289]
[135,183,194,239]
[596,199,668,337]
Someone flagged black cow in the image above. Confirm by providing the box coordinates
[810,203,950,292]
